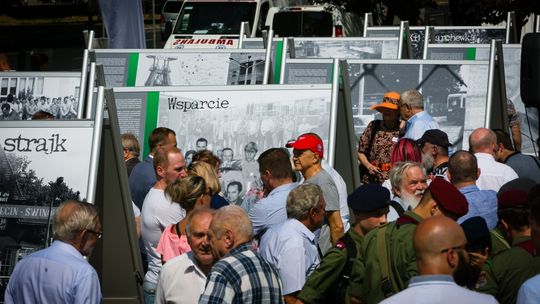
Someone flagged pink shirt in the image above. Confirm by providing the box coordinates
[156,224,191,262]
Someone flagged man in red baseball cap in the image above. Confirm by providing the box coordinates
[286,133,344,254]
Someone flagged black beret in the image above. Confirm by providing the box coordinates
[429,177,468,217]
[347,183,390,213]
[460,216,492,252]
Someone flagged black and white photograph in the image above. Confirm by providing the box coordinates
[351,61,490,149]
[134,51,266,86]
[0,73,81,120]
[0,125,93,247]
[292,37,399,59]
[156,86,333,205]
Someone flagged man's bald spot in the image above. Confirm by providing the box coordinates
[56,200,78,222]
[469,128,496,153]
[413,216,466,259]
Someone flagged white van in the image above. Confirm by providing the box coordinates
[265,5,363,37]
[164,0,271,49]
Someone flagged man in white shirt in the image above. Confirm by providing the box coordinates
[141,146,187,304]
[155,208,215,304]
[380,216,497,304]
[468,128,518,192]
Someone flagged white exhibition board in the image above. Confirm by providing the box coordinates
[423,44,539,154]
[112,84,336,204]
[0,120,95,248]
[291,37,400,59]
[93,49,269,87]
[0,72,82,120]
[365,26,508,58]
[282,58,492,150]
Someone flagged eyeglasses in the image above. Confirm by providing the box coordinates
[293,149,311,158]
[440,243,467,253]
[87,229,103,239]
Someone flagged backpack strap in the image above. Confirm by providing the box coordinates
[376,226,393,297]
[389,200,405,217]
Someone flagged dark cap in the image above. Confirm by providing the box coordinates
[286,134,324,158]
[498,178,536,196]
[497,189,529,209]
[429,177,468,217]
[415,129,452,147]
[460,216,492,252]
[347,183,390,213]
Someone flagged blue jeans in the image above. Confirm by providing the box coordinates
[143,280,157,304]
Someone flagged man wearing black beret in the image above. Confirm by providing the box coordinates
[350,177,470,304]
[297,184,390,304]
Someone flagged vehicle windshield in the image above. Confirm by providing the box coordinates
[163,1,183,13]
[273,11,333,37]
[173,2,256,35]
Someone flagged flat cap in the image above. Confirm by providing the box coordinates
[429,177,468,217]
[497,189,529,209]
[347,183,390,213]
[460,216,492,252]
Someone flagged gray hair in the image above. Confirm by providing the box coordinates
[186,208,215,237]
[401,89,424,110]
[211,205,253,240]
[286,183,323,221]
[53,200,99,242]
[121,133,140,157]
[389,162,426,191]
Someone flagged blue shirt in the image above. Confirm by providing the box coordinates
[129,156,156,210]
[517,274,540,304]
[248,182,298,236]
[457,185,498,230]
[403,111,440,140]
[259,219,320,295]
[5,240,101,304]
[199,242,283,304]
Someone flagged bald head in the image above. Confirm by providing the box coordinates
[469,128,497,154]
[413,216,467,275]
[448,150,478,184]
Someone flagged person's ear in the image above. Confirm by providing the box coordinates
[446,248,459,268]
[476,168,481,180]
[156,165,165,178]
[224,230,234,249]
[430,201,438,216]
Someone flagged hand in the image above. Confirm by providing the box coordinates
[368,165,381,175]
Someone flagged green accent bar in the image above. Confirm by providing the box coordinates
[274,41,283,84]
[465,48,476,60]
[142,91,160,158]
[126,53,139,86]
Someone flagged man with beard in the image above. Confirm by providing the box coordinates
[479,188,540,304]
[6,200,102,303]
[379,216,497,304]
[349,178,469,304]
[415,129,451,180]
[386,162,429,222]
[155,208,215,304]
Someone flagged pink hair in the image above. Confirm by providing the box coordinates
[391,138,422,164]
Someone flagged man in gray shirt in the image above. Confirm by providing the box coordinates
[493,129,540,183]
[287,133,344,254]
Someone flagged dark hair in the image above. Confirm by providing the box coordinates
[1,103,10,111]
[227,181,243,193]
[196,138,208,145]
[448,150,477,184]
[258,148,294,180]
[492,129,514,150]
[148,127,175,153]
[192,150,221,168]
[498,207,530,232]
[32,110,54,120]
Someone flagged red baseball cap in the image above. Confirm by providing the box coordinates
[286,134,324,158]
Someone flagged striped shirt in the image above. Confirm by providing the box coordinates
[199,242,284,304]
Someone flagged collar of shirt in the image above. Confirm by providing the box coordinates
[474,152,495,162]
[409,275,456,286]
[267,182,298,198]
[225,242,254,258]
[512,235,532,247]
[504,151,521,163]
[458,184,480,194]
[185,251,208,278]
[288,218,316,244]
[51,240,85,260]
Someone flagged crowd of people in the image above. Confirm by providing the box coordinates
[0,93,78,120]
[4,88,540,304]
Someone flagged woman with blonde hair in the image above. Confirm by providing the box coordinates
[156,175,211,263]
[188,161,229,209]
